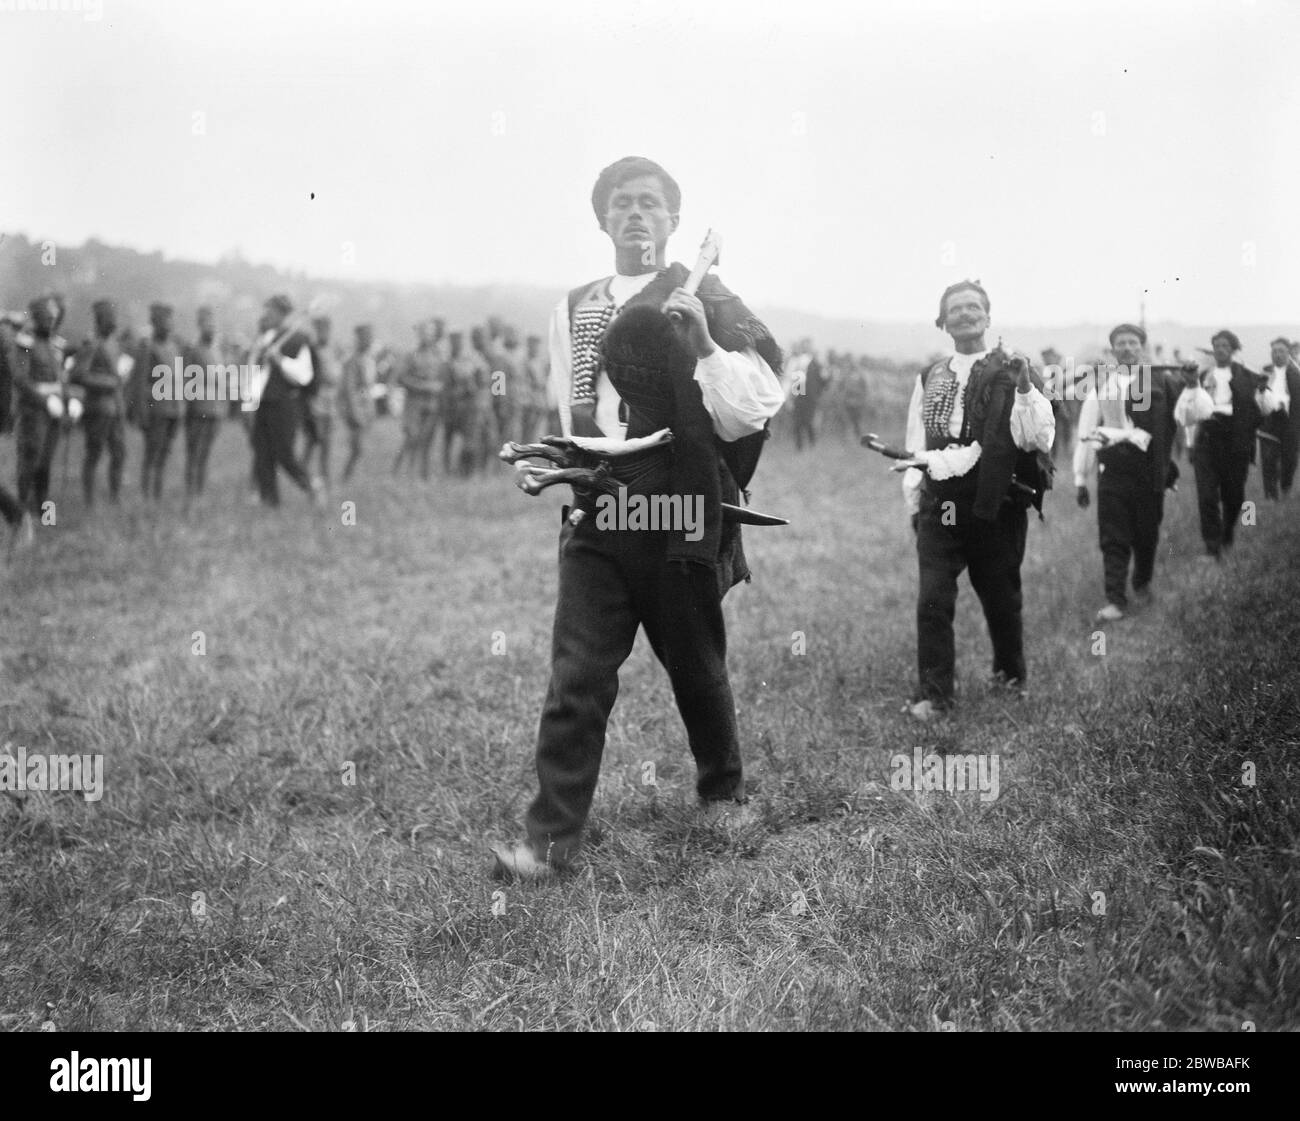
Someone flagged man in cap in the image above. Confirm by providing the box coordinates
[1073,324,1180,621]
[182,306,227,503]
[71,298,128,507]
[491,156,784,879]
[1257,336,1300,500]
[248,295,320,508]
[901,280,1056,721]
[134,301,186,501]
[1173,329,1276,557]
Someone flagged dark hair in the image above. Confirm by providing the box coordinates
[1108,323,1147,346]
[935,280,990,329]
[1269,336,1291,349]
[591,157,681,227]
[1211,329,1241,352]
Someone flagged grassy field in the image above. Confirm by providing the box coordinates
[1,416,1296,1032]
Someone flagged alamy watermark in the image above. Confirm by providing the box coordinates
[593,486,703,540]
[890,746,1000,802]
[152,358,264,412]
[0,744,103,802]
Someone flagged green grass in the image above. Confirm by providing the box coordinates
[1,419,1296,1031]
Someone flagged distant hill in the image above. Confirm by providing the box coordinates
[2,233,1292,368]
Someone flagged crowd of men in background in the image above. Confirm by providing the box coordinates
[1,289,1297,571]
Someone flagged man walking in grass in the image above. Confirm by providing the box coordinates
[491,156,784,880]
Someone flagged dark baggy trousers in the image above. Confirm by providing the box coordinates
[1191,421,1249,555]
[16,407,59,516]
[1259,412,1296,500]
[916,487,1028,706]
[83,412,125,505]
[1097,464,1163,607]
[184,415,220,496]
[252,398,313,507]
[141,414,180,500]
[524,517,744,864]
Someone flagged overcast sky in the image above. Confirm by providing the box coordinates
[3,0,1297,326]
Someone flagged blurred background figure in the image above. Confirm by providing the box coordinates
[339,323,377,483]
[72,298,127,507]
[183,305,226,505]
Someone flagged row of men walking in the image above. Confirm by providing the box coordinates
[0,293,383,543]
[390,317,550,480]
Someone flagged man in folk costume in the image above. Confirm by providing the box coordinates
[1073,324,1180,622]
[134,302,186,501]
[491,156,784,879]
[1257,336,1300,501]
[248,295,321,508]
[901,280,1055,722]
[71,298,128,507]
[182,306,227,503]
[1173,329,1277,558]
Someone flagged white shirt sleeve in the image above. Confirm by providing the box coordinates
[279,342,314,388]
[694,347,784,442]
[1010,386,1055,453]
[902,374,925,516]
[548,298,573,437]
[1174,384,1213,427]
[1072,393,1099,487]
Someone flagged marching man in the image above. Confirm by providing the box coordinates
[1073,324,1181,621]
[1258,336,1300,501]
[491,156,784,879]
[900,280,1055,721]
[1173,330,1276,559]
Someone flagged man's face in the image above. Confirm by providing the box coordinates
[602,174,678,260]
[95,306,117,336]
[1212,336,1234,365]
[263,305,286,331]
[1271,343,1290,367]
[151,308,172,336]
[1111,332,1144,368]
[942,289,989,345]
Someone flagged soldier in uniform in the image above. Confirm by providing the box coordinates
[302,314,342,487]
[459,328,496,475]
[520,334,550,445]
[11,294,72,521]
[393,321,444,480]
[339,323,377,482]
[183,306,226,502]
[134,301,186,501]
[71,298,127,507]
